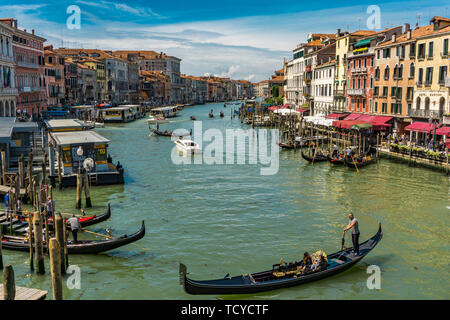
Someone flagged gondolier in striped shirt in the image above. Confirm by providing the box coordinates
[344,213,360,255]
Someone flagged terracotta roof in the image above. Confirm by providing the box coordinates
[430,16,450,23]
[53,48,128,62]
[351,30,377,36]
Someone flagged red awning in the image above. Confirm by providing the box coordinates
[436,126,450,136]
[405,122,436,133]
[332,120,367,129]
[326,113,347,119]
[268,106,280,111]
[282,104,290,108]
[296,108,308,113]
[344,113,362,120]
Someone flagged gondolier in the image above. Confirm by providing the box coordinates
[67,214,82,243]
[344,212,360,255]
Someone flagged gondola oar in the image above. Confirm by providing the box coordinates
[351,156,359,173]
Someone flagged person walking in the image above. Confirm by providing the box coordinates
[344,212,360,255]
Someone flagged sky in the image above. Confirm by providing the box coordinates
[1,0,449,82]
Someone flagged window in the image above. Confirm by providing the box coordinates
[377,50,380,59]
[382,48,391,58]
[418,43,425,59]
[439,66,448,84]
[391,86,396,97]
[382,86,388,97]
[444,39,449,56]
[417,68,424,84]
[374,86,379,96]
[375,101,378,112]
[406,87,414,100]
[409,43,416,57]
[382,103,387,113]
[428,41,434,58]
[409,63,415,78]
[370,57,374,66]
[384,66,390,80]
[425,67,433,85]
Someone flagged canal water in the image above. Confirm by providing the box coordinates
[2,102,449,299]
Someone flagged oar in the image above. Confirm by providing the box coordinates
[351,156,359,173]
[336,231,347,261]
[312,148,317,164]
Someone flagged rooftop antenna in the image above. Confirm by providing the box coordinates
[416,13,422,28]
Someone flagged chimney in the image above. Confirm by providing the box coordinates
[392,34,396,42]
[337,28,341,37]
[404,23,411,33]
[32,29,35,35]
[407,29,412,40]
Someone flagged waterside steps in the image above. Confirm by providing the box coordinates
[0,284,47,300]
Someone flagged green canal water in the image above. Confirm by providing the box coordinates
[2,102,449,299]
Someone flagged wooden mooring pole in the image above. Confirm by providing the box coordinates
[83,171,92,208]
[76,172,82,209]
[54,213,66,275]
[3,264,15,300]
[33,210,45,274]
[49,238,63,300]
[28,214,34,271]
[0,227,3,270]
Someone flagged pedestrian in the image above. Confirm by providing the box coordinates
[67,214,82,243]
[4,191,10,219]
[45,196,54,219]
[344,212,360,256]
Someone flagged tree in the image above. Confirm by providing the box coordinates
[272,85,279,98]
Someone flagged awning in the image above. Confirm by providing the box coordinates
[354,37,375,48]
[332,120,367,129]
[351,123,373,130]
[282,104,290,108]
[435,126,450,136]
[371,116,393,126]
[326,113,347,119]
[268,106,280,111]
[296,108,308,113]
[405,122,437,133]
[344,113,362,120]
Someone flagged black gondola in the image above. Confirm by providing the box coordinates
[219,111,224,117]
[180,224,382,295]
[1,221,146,254]
[301,150,328,162]
[327,155,345,165]
[344,156,377,169]
[190,116,196,120]
[152,128,173,136]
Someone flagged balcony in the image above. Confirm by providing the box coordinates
[0,87,18,95]
[441,52,449,58]
[334,89,345,97]
[17,61,39,69]
[347,88,365,96]
[407,109,442,118]
[18,86,42,93]
[0,55,14,63]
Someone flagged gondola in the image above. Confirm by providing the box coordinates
[327,155,345,165]
[209,113,214,118]
[301,150,328,163]
[190,116,196,121]
[1,221,146,254]
[151,128,173,137]
[1,204,112,234]
[344,155,378,169]
[180,224,382,295]
[219,111,224,118]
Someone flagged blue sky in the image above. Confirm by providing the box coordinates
[1,0,449,81]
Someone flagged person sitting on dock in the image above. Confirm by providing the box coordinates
[67,214,82,243]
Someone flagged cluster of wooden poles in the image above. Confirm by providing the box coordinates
[1,168,68,300]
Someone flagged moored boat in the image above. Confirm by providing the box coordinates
[151,128,173,137]
[180,224,382,295]
[327,154,346,165]
[344,155,377,169]
[301,150,328,163]
[1,221,146,254]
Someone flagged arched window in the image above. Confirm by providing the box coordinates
[439,97,445,117]
[416,97,421,110]
[375,67,380,80]
[425,97,430,111]
[384,66,390,80]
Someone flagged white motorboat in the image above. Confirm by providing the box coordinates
[148,115,170,124]
[174,138,201,155]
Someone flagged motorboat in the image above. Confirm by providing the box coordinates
[148,115,170,124]
[174,138,201,155]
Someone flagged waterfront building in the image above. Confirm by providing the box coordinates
[373,24,433,133]
[256,80,269,98]
[139,70,171,105]
[346,26,402,114]
[64,58,78,105]
[0,20,17,117]
[334,29,376,112]
[284,33,336,109]
[412,16,450,123]
[127,61,140,104]
[1,18,46,116]
[268,68,284,98]
[44,45,65,108]
[312,58,335,115]
[78,57,106,102]
[77,62,97,104]
[305,40,336,114]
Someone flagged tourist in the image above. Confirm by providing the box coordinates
[116,161,123,170]
[299,252,312,272]
[4,191,10,219]
[45,196,55,219]
[16,199,22,216]
[67,214,82,243]
[344,212,360,256]
[107,154,112,164]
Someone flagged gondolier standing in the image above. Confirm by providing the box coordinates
[344,212,360,255]
[67,214,82,243]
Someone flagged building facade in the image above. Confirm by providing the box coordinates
[0,20,17,117]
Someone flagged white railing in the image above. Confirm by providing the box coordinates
[17,61,39,69]
[347,88,365,96]
[0,87,18,95]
